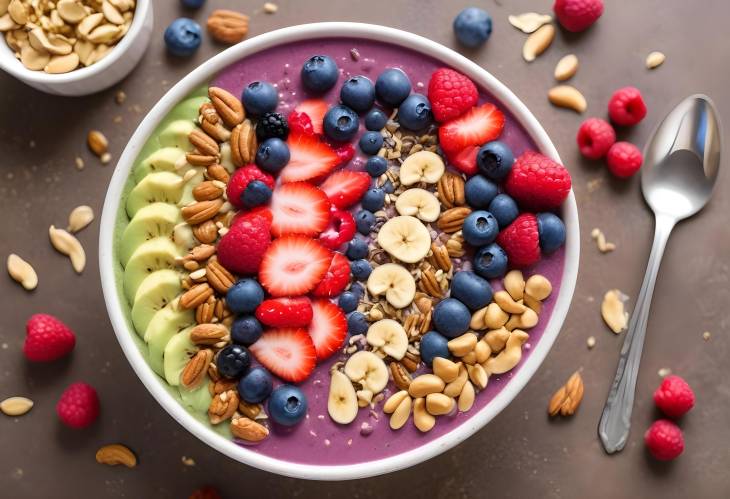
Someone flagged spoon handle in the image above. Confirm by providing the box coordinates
[598,213,676,453]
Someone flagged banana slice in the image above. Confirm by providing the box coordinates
[131,269,182,335]
[344,351,389,394]
[367,263,416,309]
[133,147,187,183]
[145,299,195,377]
[399,151,445,185]
[119,202,181,266]
[377,216,432,263]
[366,319,409,360]
[395,188,441,222]
[327,370,359,424]
[123,237,183,303]
[126,171,184,218]
[158,120,197,151]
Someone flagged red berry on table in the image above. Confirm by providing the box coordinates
[427,68,479,122]
[56,382,99,429]
[496,213,541,267]
[248,328,317,383]
[291,99,328,135]
[608,86,647,126]
[576,118,616,159]
[258,235,332,297]
[23,314,76,362]
[318,170,371,210]
[644,419,685,461]
[319,210,356,251]
[553,0,604,32]
[312,252,351,298]
[606,141,643,178]
[438,103,505,155]
[281,133,340,183]
[504,151,572,211]
[307,299,348,361]
[217,213,271,275]
[270,181,332,237]
[255,297,313,328]
[654,375,695,418]
[226,165,275,209]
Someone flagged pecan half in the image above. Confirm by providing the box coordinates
[188,128,220,156]
[402,350,421,372]
[429,242,452,272]
[390,362,412,391]
[230,417,268,442]
[193,181,225,202]
[238,400,261,419]
[206,164,230,183]
[181,348,213,389]
[192,220,218,244]
[195,296,215,324]
[548,371,584,417]
[199,102,219,124]
[230,120,257,166]
[188,244,216,262]
[414,293,433,314]
[206,259,234,294]
[437,207,472,233]
[419,268,443,298]
[182,199,224,225]
[209,86,245,127]
[446,236,465,257]
[190,323,229,346]
[437,171,466,209]
[208,389,239,425]
[186,151,218,166]
[207,10,250,45]
[200,118,232,142]
[180,283,214,310]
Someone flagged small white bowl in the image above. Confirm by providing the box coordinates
[99,22,580,481]
[0,0,153,96]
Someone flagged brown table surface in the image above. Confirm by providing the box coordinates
[1,0,729,497]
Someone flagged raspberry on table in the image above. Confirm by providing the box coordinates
[653,375,695,418]
[644,419,684,461]
[606,141,643,178]
[608,86,647,126]
[576,118,616,159]
[23,313,76,362]
[56,382,100,429]
[553,0,604,32]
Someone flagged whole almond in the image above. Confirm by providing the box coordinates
[208,389,239,425]
[182,199,224,225]
[206,164,230,183]
[230,417,268,442]
[548,85,587,113]
[193,181,224,202]
[207,10,250,45]
[190,323,229,345]
[209,87,245,127]
[554,54,579,81]
[95,444,137,468]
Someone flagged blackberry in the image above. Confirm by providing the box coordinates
[256,112,289,140]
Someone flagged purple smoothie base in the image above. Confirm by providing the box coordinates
[210,38,566,465]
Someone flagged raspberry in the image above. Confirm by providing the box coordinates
[23,314,76,362]
[217,213,271,275]
[56,382,99,429]
[427,68,479,122]
[226,165,275,209]
[606,142,642,178]
[608,86,647,126]
[644,419,684,461]
[654,375,695,418]
[496,213,541,267]
[504,151,572,211]
[553,0,604,32]
[576,118,616,159]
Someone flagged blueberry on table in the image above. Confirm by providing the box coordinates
[462,210,499,247]
[489,193,519,228]
[338,291,360,313]
[347,311,369,336]
[473,242,508,279]
[255,137,290,173]
[361,187,385,212]
[375,68,412,107]
[268,385,307,426]
[366,155,388,177]
[301,55,339,93]
[355,210,376,235]
[397,94,433,131]
[237,366,274,404]
[231,316,264,346]
[346,236,369,260]
[164,18,202,57]
[180,0,206,8]
[359,131,384,155]
[537,212,566,253]
[350,259,373,281]
[242,180,272,208]
[450,271,493,310]
[341,75,376,113]
[432,298,471,338]
[256,112,289,141]
[216,344,251,379]
[464,174,498,209]
[323,105,360,142]
[420,331,450,365]
[477,140,514,181]
[365,109,389,131]
[226,278,264,314]
[242,81,278,116]
[453,7,493,48]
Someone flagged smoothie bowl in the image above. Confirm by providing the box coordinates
[99,23,579,480]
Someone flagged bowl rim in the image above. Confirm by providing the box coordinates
[99,22,580,481]
[0,0,150,84]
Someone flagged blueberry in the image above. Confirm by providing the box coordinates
[450,271,493,310]
[488,194,519,228]
[346,236,369,260]
[349,283,364,297]
[361,187,385,212]
[237,366,273,404]
[301,55,338,93]
[216,344,251,379]
[453,7,493,48]
[462,210,499,247]
[420,331,450,365]
[347,311,369,336]
[382,180,395,193]
[340,75,375,113]
[365,109,388,131]
[355,210,376,235]
[323,105,359,142]
[231,316,263,346]
[164,18,202,57]
[268,385,307,426]
[226,279,264,314]
[375,68,411,107]
[473,243,508,279]
[338,291,359,313]
[242,81,278,116]
[432,298,471,338]
[180,0,205,8]
[465,175,498,209]
[256,112,289,141]
[255,137,290,173]
[350,259,372,281]
[397,94,433,131]
[477,141,514,181]
[537,212,566,254]
[366,156,388,177]
[241,180,272,208]
[359,131,384,155]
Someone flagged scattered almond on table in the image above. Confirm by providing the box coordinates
[548,371,584,417]
[95,443,137,468]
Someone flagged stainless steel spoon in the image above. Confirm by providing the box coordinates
[599,95,721,454]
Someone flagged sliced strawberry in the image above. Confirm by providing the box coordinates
[318,170,371,210]
[307,299,348,361]
[438,103,505,154]
[280,133,340,183]
[231,206,273,228]
[327,141,355,165]
[446,145,479,176]
[319,209,356,250]
[270,182,331,237]
[312,252,350,297]
[255,297,313,328]
[288,111,314,136]
[249,328,317,383]
[259,235,332,297]
[294,99,328,135]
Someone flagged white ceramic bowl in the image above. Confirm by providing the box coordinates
[99,22,580,481]
[0,0,152,96]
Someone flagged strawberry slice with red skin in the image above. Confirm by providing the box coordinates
[319,209,356,250]
[270,182,331,237]
[294,99,328,135]
[249,328,317,383]
[438,103,505,155]
[259,235,332,297]
[307,299,348,361]
[446,146,479,176]
[312,252,351,298]
[288,111,314,136]
[255,297,313,328]
[318,170,371,210]
[281,133,341,183]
